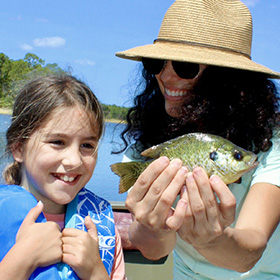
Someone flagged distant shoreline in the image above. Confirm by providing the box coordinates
[0,108,11,115]
[0,108,124,124]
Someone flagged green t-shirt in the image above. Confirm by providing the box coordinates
[173,134,280,280]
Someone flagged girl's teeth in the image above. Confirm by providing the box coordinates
[60,175,75,182]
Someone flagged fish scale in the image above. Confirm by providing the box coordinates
[143,134,229,176]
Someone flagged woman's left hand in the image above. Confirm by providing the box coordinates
[62,216,109,280]
[177,167,236,248]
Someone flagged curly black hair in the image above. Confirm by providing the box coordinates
[118,65,280,154]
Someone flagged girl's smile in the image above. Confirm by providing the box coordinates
[52,173,81,183]
[13,106,99,214]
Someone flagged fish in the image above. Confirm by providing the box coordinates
[110,133,259,194]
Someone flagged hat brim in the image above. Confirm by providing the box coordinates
[116,41,280,79]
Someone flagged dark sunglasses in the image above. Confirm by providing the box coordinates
[142,58,200,79]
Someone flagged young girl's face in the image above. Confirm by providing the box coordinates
[13,106,100,214]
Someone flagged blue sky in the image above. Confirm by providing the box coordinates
[1,0,280,107]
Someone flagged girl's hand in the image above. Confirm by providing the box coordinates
[16,201,63,268]
[177,167,236,248]
[62,216,109,280]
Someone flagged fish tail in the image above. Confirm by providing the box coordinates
[110,162,143,193]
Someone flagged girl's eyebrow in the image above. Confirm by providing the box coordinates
[44,132,99,141]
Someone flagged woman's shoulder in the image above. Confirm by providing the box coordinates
[251,129,280,187]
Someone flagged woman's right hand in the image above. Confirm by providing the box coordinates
[125,157,188,259]
[16,201,62,268]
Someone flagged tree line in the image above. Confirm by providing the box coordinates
[0,52,129,121]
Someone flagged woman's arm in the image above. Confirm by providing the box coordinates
[126,157,188,260]
[178,168,280,272]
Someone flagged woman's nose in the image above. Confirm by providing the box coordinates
[159,60,180,82]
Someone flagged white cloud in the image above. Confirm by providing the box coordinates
[20,44,33,51]
[33,36,66,48]
[241,0,260,7]
[75,59,95,66]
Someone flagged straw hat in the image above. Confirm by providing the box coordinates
[116,0,280,79]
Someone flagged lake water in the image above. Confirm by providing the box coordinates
[0,114,127,202]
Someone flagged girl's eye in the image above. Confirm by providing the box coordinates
[81,143,95,150]
[50,140,64,146]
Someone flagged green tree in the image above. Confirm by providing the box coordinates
[24,53,45,69]
[0,52,130,119]
[0,53,12,98]
[0,52,69,107]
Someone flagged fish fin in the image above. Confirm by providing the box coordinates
[141,143,167,158]
[110,162,143,194]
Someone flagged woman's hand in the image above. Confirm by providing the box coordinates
[177,167,236,248]
[62,216,109,280]
[125,157,188,259]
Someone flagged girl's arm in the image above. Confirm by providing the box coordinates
[125,157,188,260]
[0,202,62,280]
[110,227,126,280]
[178,169,280,272]
[0,238,38,280]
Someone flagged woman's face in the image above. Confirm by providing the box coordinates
[155,61,207,118]
[13,106,99,214]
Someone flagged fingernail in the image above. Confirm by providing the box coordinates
[37,200,43,206]
[178,199,188,208]
[179,166,188,175]
[159,156,169,164]
[186,172,194,182]
[181,185,187,194]
[171,158,182,168]
[193,166,203,175]
[210,175,219,183]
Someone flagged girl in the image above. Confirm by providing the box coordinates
[0,75,125,280]
[115,0,280,279]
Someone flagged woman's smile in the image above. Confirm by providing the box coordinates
[156,61,206,117]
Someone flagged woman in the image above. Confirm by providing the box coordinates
[115,0,280,279]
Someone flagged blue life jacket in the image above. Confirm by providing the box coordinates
[0,185,115,279]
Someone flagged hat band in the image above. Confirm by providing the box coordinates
[154,39,251,60]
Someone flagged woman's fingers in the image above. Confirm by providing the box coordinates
[210,175,236,226]
[126,157,188,230]
[192,168,220,227]
[166,198,188,230]
[127,156,170,205]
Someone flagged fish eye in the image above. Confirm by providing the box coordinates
[209,151,218,161]
[234,151,243,161]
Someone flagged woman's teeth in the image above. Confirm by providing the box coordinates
[166,89,187,97]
